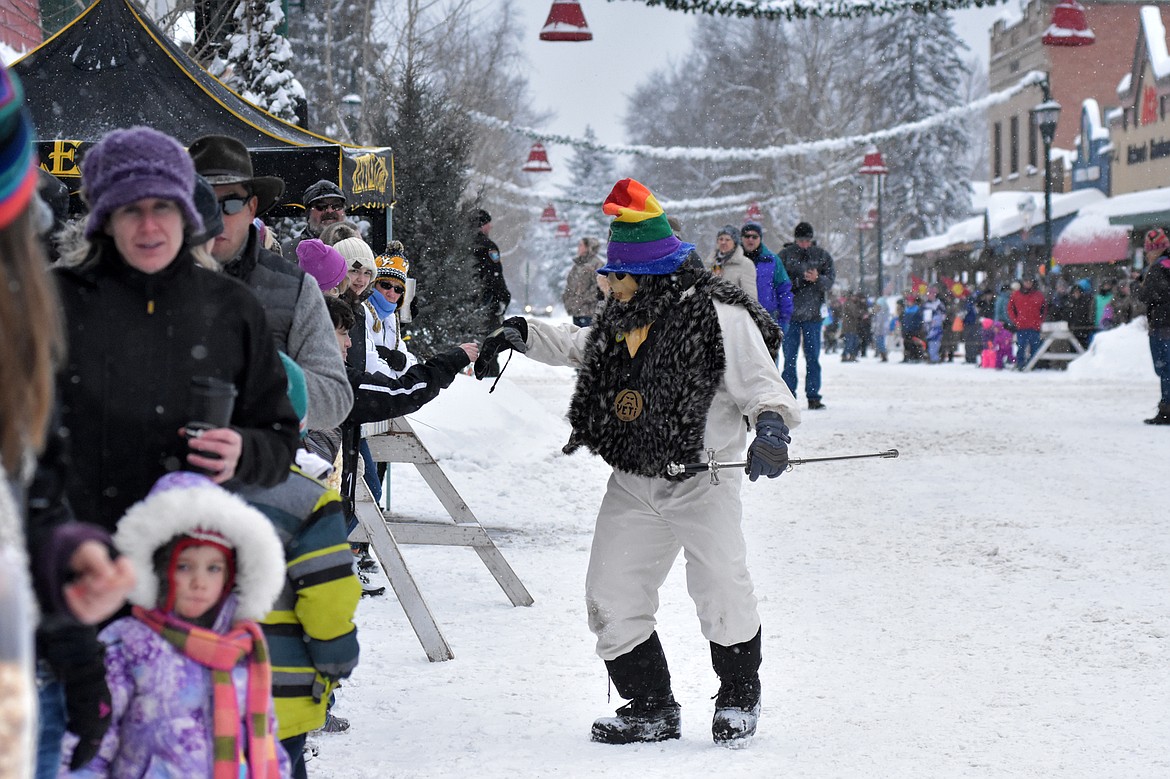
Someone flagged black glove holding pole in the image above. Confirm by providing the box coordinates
[745,411,791,481]
[474,317,529,380]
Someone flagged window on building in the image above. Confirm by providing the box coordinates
[1010,116,1020,175]
[993,122,1003,180]
[1028,117,1038,170]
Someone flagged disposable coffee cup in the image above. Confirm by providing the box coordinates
[187,376,237,435]
[186,377,237,476]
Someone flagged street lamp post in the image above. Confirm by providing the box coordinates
[857,185,865,288]
[1032,79,1061,273]
[859,147,889,297]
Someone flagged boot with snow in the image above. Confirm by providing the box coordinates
[591,632,681,744]
[591,694,681,745]
[710,628,762,747]
[1144,403,1170,425]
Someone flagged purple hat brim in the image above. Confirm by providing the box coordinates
[597,242,695,276]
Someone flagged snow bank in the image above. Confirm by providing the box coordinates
[1067,318,1156,381]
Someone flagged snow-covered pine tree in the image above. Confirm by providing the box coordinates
[868,12,973,248]
[372,64,481,354]
[214,0,306,124]
[562,126,616,246]
[283,0,374,136]
[522,220,573,312]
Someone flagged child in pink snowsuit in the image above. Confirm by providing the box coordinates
[980,318,997,369]
[992,321,1014,369]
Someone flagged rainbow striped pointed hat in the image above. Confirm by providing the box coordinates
[0,63,38,230]
[598,179,695,276]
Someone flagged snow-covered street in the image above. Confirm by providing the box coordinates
[323,322,1167,778]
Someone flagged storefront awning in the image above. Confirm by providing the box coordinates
[1091,186,1170,232]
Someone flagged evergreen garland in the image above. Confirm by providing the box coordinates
[614,0,1007,20]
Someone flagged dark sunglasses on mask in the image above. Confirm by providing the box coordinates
[376,280,406,294]
[218,196,251,215]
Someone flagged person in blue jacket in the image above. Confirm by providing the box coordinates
[778,222,835,408]
[740,222,793,335]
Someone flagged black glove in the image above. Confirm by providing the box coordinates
[63,650,113,770]
[745,411,791,482]
[474,317,529,380]
[376,346,408,372]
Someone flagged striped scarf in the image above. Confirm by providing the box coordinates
[135,607,282,779]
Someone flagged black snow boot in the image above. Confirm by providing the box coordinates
[1144,404,1170,425]
[591,632,681,745]
[710,628,762,747]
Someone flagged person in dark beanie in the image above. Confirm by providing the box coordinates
[282,179,348,258]
[475,179,800,748]
[778,222,835,409]
[1138,228,1170,424]
[740,221,793,333]
[189,136,353,431]
[470,208,511,377]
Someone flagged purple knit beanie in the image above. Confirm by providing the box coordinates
[296,238,348,292]
[81,126,203,239]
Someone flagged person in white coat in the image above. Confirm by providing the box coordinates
[703,224,757,301]
[475,179,800,747]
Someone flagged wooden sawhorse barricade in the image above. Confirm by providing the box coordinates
[1023,321,1086,372]
[351,417,533,662]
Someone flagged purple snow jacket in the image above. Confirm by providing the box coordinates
[744,244,794,330]
[61,595,291,779]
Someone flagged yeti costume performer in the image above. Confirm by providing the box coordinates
[475,179,800,747]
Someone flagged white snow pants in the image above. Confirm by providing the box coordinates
[586,468,761,661]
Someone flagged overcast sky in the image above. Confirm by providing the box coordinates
[511,1,1014,163]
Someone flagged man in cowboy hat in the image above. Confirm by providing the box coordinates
[189,135,352,430]
[281,179,350,258]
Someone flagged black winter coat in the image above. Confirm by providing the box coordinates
[53,243,300,532]
[472,231,510,315]
[1139,256,1170,331]
[778,242,835,322]
[338,348,471,518]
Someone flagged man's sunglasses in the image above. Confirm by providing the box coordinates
[741,233,761,240]
[311,201,345,213]
[376,280,406,294]
[218,196,251,215]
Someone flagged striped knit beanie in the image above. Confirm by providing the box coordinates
[375,240,409,282]
[597,179,694,276]
[0,63,38,229]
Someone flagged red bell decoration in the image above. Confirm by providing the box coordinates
[1042,0,1095,47]
[745,202,762,223]
[540,203,558,222]
[522,142,553,173]
[859,147,888,176]
[539,0,593,42]
[555,221,571,239]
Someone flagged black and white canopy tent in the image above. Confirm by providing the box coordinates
[13,0,394,244]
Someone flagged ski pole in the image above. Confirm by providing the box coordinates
[665,448,899,484]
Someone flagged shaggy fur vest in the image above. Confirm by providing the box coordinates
[564,272,780,479]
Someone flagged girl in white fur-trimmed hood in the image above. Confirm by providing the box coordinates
[61,472,291,778]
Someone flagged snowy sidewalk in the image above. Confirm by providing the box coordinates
[321,326,1167,778]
